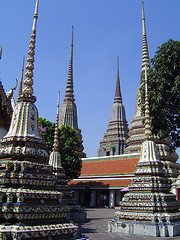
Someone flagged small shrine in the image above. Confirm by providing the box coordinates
[108,65,180,237]
[49,91,86,223]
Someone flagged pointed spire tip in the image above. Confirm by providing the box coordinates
[114,57,122,103]
[32,0,39,31]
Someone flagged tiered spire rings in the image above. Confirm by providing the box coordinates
[65,26,74,101]
[22,0,39,102]
[144,64,152,139]
[141,1,150,71]
[53,91,60,152]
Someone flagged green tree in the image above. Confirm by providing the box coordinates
[38,118,82,180]
[59,125,82,180]
[140,39,180,150]
[39,117,55,154]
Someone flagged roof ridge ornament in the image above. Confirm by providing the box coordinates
[6,79,18,101]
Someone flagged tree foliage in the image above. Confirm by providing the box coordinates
[39,118,55,155]
[140,39,180,150]
[59,125,82,180]
[38,117,82,180]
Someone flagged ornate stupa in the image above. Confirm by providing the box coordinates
[59,27,86,158]
[0,1,78,238]
[125,1,179,180]
[108,65,180,237]
[97,57,129,156]
[49,91,86,222]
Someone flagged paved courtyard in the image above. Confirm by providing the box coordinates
[78,208,180,240]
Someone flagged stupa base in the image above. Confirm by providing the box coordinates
[66,210,87,222]
[108,219,180,237]
[0,223,78,239]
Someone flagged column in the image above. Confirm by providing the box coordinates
[109,190,115,208]
[90,190,96,207]
[115,190,121,206]
[74,190,80,204]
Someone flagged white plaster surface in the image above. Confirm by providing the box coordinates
[108,220,180,237]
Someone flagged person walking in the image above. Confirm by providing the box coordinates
[103,195,107,207]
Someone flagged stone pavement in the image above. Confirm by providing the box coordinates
[78,208,180,240]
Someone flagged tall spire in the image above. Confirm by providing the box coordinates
[125,1,151,154]
[49,91,63,170]
[125,2,178,177]
[141,1,150,71]
[53,91,60,152]
[97,58,129,156]
[114,57,122,104]
[59,26,78,129]
[22,0,39,102]
[17,57,25,101]
[65,26,74,102]
[144,64,152,139]
[59,27,86,158]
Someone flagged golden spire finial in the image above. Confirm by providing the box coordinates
[0,45,2,59]
[114,56,122,103]
[141,1,150,72]
[144,64,152,139]
[53,91,60,152]
[33,0,39,31]
[65,26,74,100]
[22,0,39,102]
[142,1,146,36]
[117,56,119,74]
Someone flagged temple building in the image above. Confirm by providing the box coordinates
[0,45,17,139]
[0,1,80,238]
[125,1,179,181]
[59,27,86,158]
[0,81,12,139]
[0,79,17,141]
[69,60,133,208]
[97,57,129,157]
[69,154,139,208]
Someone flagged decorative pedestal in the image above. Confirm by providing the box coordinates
[108,219,180,237]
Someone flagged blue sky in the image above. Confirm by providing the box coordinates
[0,0,180,159]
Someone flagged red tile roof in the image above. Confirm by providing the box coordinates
[69,179,131,188]
[80,157,139,176]
[68,156,140,189]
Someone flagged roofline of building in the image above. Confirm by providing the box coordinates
[82,153,140,162]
